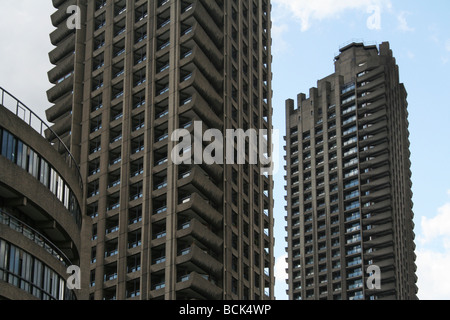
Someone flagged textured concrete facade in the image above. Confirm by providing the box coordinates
[0,91,83,300]
[46,0,274,300]
[284,42,418,300]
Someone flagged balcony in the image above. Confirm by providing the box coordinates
[180,44,223,92]
[359,143,389,159]
[178,68,223,110]
[364,233,393,247]
[363,210,392,225]
[179,90,223,127]
[363,246,395,260]
[176,244,222,278]
[177,166,223,204]
[179,20,223,67]
[181,1,223,46]
[359,120,387,136]
[361,188,391,203]
[177,193,222,229]
[175,271,222,300]
[177,218,223,253]
[363,223,393,240]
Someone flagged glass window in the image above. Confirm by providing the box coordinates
[32,259,43,299]
[17,141,28,170]
[1,130,17,162]
[40,158,50,187]
[64,185,70,209]
[8,245,20,287]
[57,175,64,202]
[28,149,39,179]
[20,251,33,293]
[0,240,8,281]
[50,168,58,195]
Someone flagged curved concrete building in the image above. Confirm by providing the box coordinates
[0,88,83,300]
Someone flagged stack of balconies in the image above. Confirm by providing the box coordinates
[46,0,273,300]
[285,43,416,300]
[46,0,79,153]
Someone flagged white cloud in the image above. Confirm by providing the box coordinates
[416,201,450,299]
[416,249,450,300]
[273,0,392,31]
[397,11,415,32]
[419,203,450,245]
[274,254,288,300]
[271,22,290,54]
[0,1,55,120]
[446,40,450,52]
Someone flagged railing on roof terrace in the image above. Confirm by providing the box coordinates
[0,87,83,190]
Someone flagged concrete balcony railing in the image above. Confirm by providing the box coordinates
[363,210,392,225]
[180,44,223,92]
[175,271,223,300]
[50,0,77,26]
[358,132,388,149]
[359,158,390,177]
[363,245,394,260]
[45,93,73,123]
[48,53,75,84]
[49,22,75,46]
[177,193,222,229]
[181,0,223,47]
[179,89,223,128]
[178,167,223,204]
[360,188,391,202]
[360,164,390,181]
[360,176,390,193]
[358,108,387,126]
[179,21,223,67]
[364,233,394,247]
[358,95,386,114]
[49,33,75,65]
[179,67,223,109]
[46,73,74,103]
[360,142,389,159]
[177,218,223,253]
[198,0,224,24]
[176,244,223,278]
[361,199,391,215]
[363,222,393,238]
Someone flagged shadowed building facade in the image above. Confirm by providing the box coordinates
[46,0,274,300]
[284,42,418,300]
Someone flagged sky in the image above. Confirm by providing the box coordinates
[0,0,449,301]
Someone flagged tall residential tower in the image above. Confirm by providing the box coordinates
[284,42,418,300]
[46,0,274,300]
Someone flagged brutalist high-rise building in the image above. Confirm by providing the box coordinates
[46,0,274,300]
[284,42,418,300]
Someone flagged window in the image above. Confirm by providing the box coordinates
[0,239,76,300]
[28,149,39,179]
[129,205,143,224]
[16,141,28,170]
[1,130,16,162]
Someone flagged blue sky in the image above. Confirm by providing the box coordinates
[0,0,449,300]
